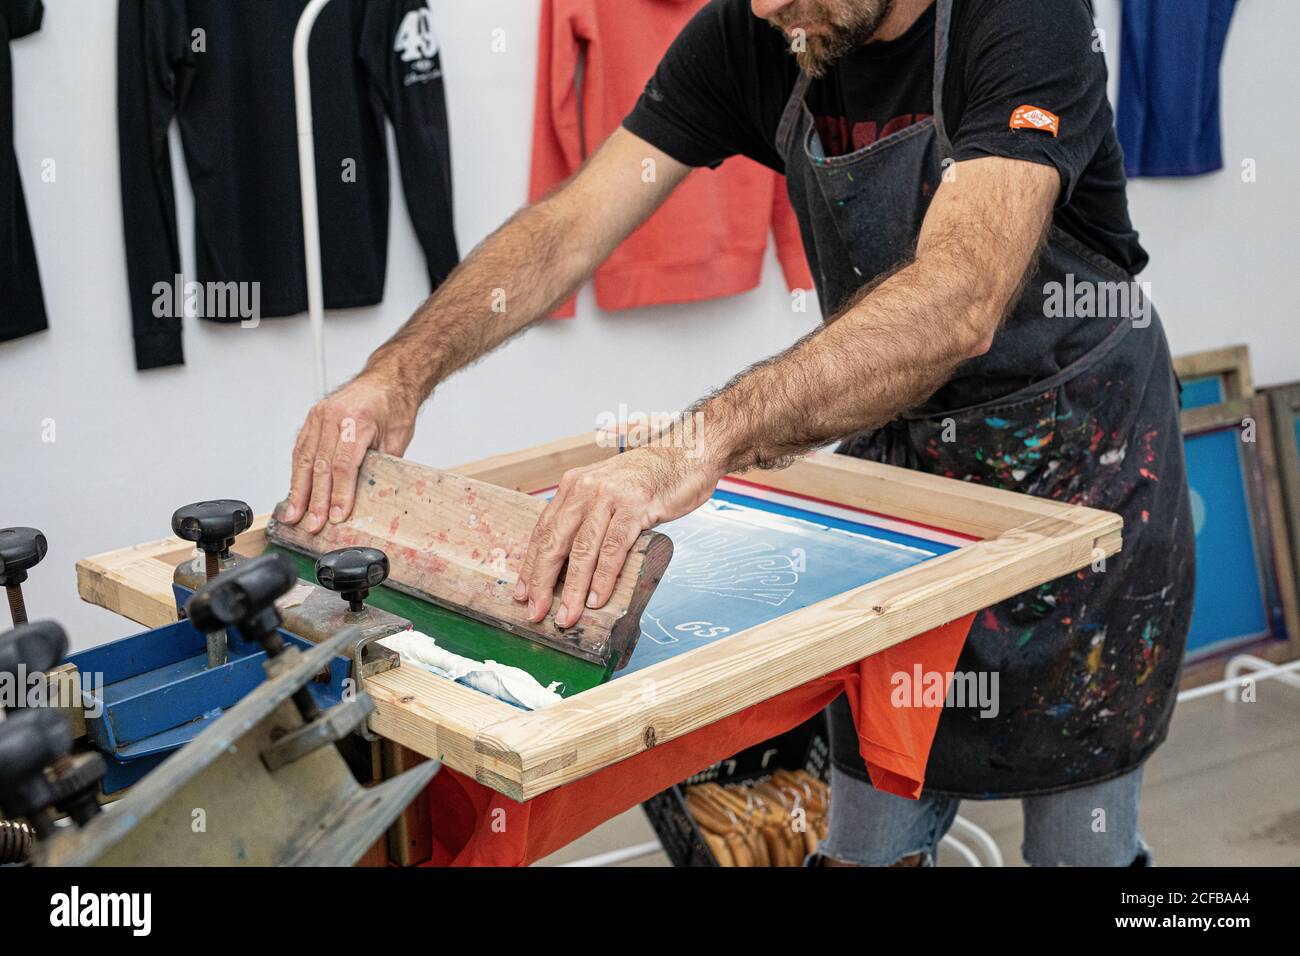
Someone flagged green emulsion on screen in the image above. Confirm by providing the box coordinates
[271,547,609,697]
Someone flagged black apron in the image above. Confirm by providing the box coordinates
[779,0,1195,797]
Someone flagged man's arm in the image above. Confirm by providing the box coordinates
[517,156,1060,627]
[693,156,1058,473]
[281,129,691,532]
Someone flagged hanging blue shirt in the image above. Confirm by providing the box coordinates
[1117,0,1237,177]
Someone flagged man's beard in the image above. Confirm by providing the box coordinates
[768,0,897,78]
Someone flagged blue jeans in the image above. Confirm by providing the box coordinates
[818,765,1150,867]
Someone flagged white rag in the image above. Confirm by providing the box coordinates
[378,630,564,711]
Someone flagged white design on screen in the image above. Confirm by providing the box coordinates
[664,525,801,608]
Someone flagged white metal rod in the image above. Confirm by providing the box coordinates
[939,834,982,867]
[293,0,335,399]
[1177,655,1300,703]
[950,814,1004,867]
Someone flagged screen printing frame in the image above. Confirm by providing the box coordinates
[1173,344,1254,406]
[1267,382,1300,608]
[1179,396,1300,684]
[77,432,1122,801]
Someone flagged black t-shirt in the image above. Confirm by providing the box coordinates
[1,0,47,345]
[624,0,1146,277]
[118,0,460,370]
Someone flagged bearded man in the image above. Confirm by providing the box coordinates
[283,0,1193,867]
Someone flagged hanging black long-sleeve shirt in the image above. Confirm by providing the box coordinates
[1,0,46,345]
[118,0,459,370]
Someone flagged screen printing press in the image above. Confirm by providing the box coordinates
[4,432,1122,866]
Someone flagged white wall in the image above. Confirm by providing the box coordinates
[4,0,1296,649]
[1093,0,1300,375]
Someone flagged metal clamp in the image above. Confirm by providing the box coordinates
[261,695,376,772]
[350,631,397,742]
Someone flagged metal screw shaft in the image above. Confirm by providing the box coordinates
[5,585,26,627]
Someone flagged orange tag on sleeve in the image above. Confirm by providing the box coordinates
[1009,104,1060,136]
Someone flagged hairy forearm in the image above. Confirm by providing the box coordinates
[683,159,1057,476]
[359,129,687,408]
[362,196,588,405]
[688,256,987,473]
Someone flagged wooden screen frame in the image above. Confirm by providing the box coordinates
[77,432,1121,800]
[1267,383,1300,617]
[1173,344,1255,403]
[1180,396,1300,685]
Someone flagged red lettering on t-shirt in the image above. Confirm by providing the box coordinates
[814,113,933,156]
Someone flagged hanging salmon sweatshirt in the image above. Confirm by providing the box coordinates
[530,0,813,317]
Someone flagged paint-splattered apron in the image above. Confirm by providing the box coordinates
[779,0,1194,796]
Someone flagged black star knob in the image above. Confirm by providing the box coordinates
[0,527,46,626]
[315,548,390,613]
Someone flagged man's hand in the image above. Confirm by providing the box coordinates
[280,375,419,532]
[514,445,723,627]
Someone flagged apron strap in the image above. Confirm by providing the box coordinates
[776,71,813,159]
[776,1,955,163]
[932,0,955,161]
